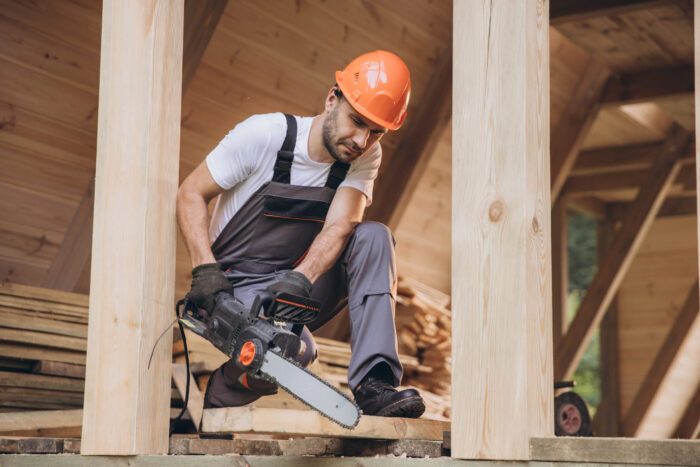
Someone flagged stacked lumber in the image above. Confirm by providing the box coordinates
[0,284,88,412]
[395,277,452,420]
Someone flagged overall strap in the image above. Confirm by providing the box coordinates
[325,161,350,189]
[273,114,297,184]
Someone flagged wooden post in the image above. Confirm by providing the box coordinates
[81,0,183,455]
[552,197,569,349]
[695,0,700,357]
[452,0,552,459]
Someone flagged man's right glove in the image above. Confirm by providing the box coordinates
[188,263,233,317]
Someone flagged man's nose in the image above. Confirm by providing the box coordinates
[351,127,370,149]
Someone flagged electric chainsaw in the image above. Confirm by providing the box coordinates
[177,289,361,429]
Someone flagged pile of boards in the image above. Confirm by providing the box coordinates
[0,284,88,413]
[395,277,452,420]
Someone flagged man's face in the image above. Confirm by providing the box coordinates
[322,96,388,164]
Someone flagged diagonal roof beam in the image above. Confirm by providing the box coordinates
[550,60,611,204]
[551,0,685,25]
[366,44,452,229]
[554,125,690,380]
[673,381,700,439]
[43,0,227,292]
[621,279,700,436]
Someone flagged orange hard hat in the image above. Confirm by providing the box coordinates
[335,50,411,131]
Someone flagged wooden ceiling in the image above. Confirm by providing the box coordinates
[0,0,696,297]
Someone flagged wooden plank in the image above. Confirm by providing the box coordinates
[0,283,88,307]
[33,361,85,379]
[531,437,700,465]
[201,407,447,441]
[0,409,82,434]
[554,125,690,380]
[621,280,700,435]
[42,178,94,292]
[0,328,86,352]
[171,363,203,430]
[609,196,697,221]
[81,0,183,455]
[551,197,568,349]
[366,44,451,229]
[0,370,84,393]
[593,220,621,437]
[673,381,700,438]
[0,343,85,365]
[182,0,228,92]
[601,66,694,106]
[550,0,681,25]
[550,60,611,203]
[0,310,87,338]
[453,0,552,460]
[571,142,666,176]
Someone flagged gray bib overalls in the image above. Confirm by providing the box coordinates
[205,114,403,408]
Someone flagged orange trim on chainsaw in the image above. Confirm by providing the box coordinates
[263,213,325,223]
[276,298,320,312]
[292,247,310,267]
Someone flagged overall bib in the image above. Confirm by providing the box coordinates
[205,114,403,408]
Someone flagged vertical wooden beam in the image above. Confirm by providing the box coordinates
[593,219,621,437]
[550,61,611,204]
[621,280,700,436]
[554,126,690,381]
[43,0,226,294]
[453,0,552,459]
[81,0,183,455]
[552,197,569,349]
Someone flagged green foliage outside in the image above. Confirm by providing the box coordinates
[567,214,600,415]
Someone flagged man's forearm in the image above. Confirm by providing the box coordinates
[176,191,217,268]
[295,222,357,284]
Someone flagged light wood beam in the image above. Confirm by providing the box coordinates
[609,196,697,221]
[601,66,694,106]
[182,0,228,92]
[554,125,690,380]
[550,0,683,25]
[673,382,700,438]
[592,219,621,437]
[551,197,568,349]
[550,61,611,203]
[572,143,665,176]
[81,0,183,455]
[621,280,700,436]
[42,179,94,292]
[453,0,552,459]
[367,44,452,230]
[43,0,225,294]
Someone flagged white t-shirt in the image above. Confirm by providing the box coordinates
[206,112,382,243]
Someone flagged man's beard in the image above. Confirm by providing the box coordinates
[322,106,360,164]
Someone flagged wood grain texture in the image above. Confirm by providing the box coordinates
[81,0,183,455]
[182,0,228,92]
[555,125,690,380]
[453,0,552,459]
[673,381,700,438]
[550,60,611,203]
[201,407,447,440]
[621,279,700,435]
[550,0,681,25]
[601,66,694,105]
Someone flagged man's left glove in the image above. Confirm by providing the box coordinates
[189,263,233,316]
[265,270,312,298]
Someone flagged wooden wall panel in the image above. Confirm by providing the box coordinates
[617,215,700,437]
[394,124,451,294]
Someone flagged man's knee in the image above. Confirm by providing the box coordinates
[352,221,395,247]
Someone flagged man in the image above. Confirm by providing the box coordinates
[176,50,425,418]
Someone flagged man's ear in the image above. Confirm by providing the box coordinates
[324,87,339,113]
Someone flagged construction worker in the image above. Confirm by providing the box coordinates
[177,50,425,418]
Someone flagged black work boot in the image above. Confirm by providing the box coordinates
[352,363,425,418]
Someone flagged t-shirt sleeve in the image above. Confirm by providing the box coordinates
[205,113,285,190]
[339,143,382,206]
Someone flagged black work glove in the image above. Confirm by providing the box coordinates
[265,270,312,298]
[188,263,233,316]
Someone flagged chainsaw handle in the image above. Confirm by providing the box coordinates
[250,292,276,319]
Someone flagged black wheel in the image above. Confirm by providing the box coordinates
[554,391,592,436]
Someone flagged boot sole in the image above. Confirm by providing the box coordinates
[376,395,426,418]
